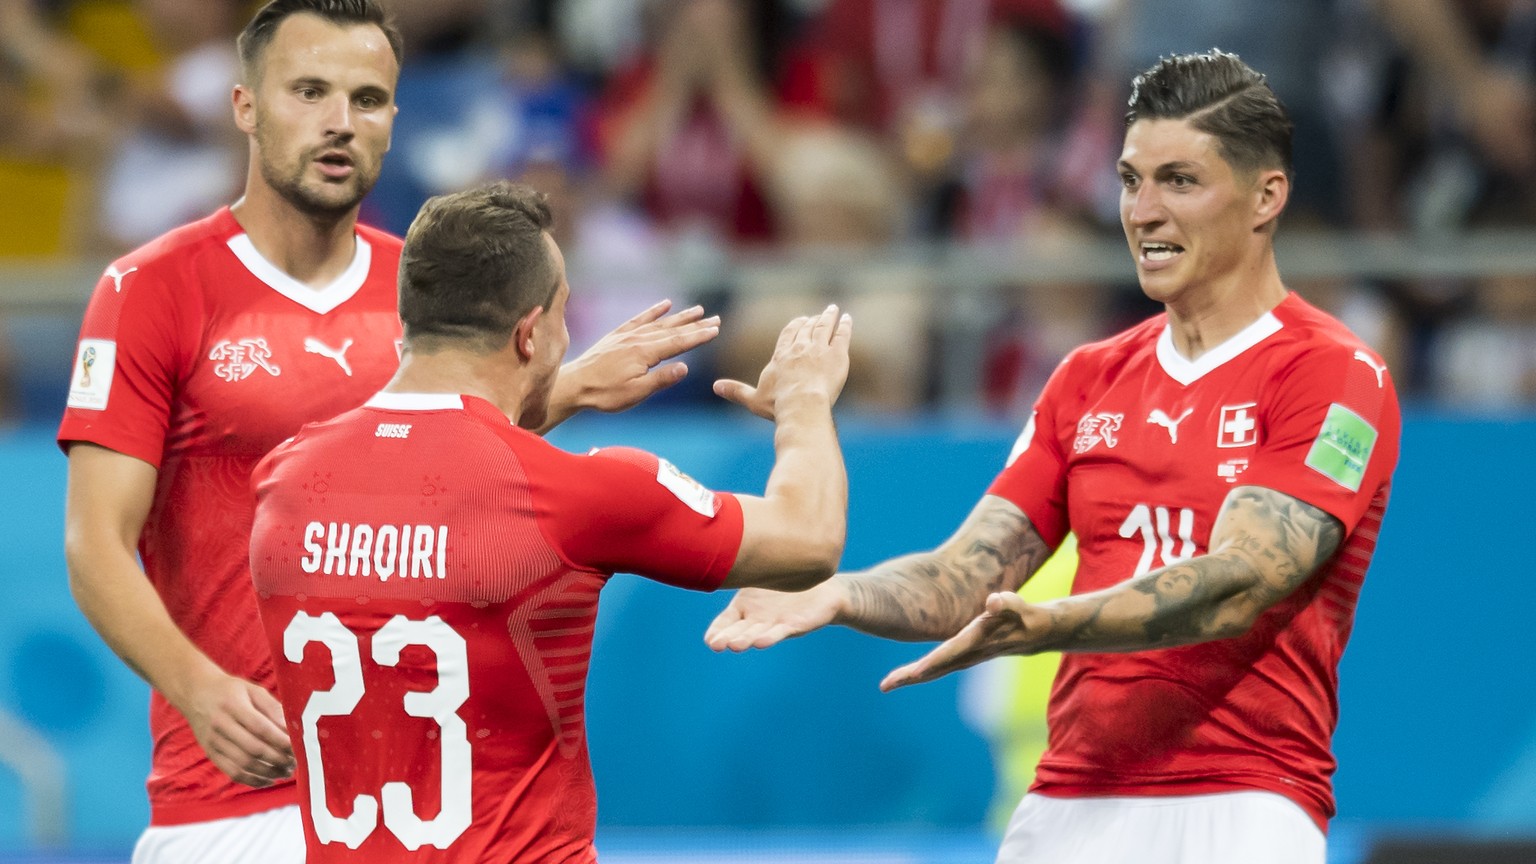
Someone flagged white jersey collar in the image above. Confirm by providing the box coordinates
[1156,311,1282,385]
[226,233,372,314]
[364,392,465,411]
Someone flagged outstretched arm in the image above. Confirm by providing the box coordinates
[718,305,853,592]
[706,495,1054,651]
[531,300,720,434]
[880,485,1344,690]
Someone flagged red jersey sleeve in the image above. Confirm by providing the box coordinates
[985,354,1076,548]
[533,446,745,591]
[1239,342,1402,532]
[57,260,185,466]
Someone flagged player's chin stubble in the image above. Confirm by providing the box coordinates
[257,138,377,220]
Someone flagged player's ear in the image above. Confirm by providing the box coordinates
[233,84,256,134]
[513,306,545,361]
[1253,168,1288,232]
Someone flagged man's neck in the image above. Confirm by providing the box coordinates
[383,349,530,426]
[1164,257,1288,361]
[229,185,360,290]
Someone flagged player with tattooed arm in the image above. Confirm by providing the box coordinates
[706,50,1400,864]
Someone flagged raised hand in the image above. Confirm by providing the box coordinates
[536,300,720,432]
[714,304,852,420]
[878,592,1036,692]
[705,578,847,652]
[180,672,294,788]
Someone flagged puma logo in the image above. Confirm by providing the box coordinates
[1354,350,1387,387]
[304,337,354,376]
[106,265,138,293]
[1147,407,1194,443]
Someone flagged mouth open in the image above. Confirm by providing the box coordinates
[315,151,355,179]
[1140,241,1185,264]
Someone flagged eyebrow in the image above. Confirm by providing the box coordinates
[1117,160,1203,174]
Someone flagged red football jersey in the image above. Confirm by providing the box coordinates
[988,293,1400,831]
[57,207,404,825]
[249,392,744,863]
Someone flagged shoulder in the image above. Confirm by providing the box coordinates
[1270,294,1389,374]
[355,222,404,258]
[105,209,240,296]
[1054,312,1166,381]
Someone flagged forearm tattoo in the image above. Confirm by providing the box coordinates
[841,499,1052,641]
[1038,487,1345,653]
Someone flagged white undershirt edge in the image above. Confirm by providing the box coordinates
[1156,311,1283,386]
[226,233,372,314]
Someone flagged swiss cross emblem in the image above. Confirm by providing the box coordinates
[209,337,282,382]
[1073,412,1124,454]
[1218,402,1258,448]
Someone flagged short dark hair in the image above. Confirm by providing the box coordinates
[398,182,558,353]
[237,0,403,83]
[1125,50,1292,180]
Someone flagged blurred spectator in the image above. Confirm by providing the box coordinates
[934,18,1110,412]
[96,0,246,250]
[594,0,807,245]
[719,125,932,410]
[369,27,592,233]
[1342,0,1536,404]
[382,0,498,57]
[797,0,1069,142]
[0,0,112,256]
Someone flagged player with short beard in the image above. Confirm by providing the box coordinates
[59,2,719,862]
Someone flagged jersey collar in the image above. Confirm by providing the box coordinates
[226,232,373,314]
[364,392,465,411]
[1156,309,1283,385]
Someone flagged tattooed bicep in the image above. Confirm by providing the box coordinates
[1210,486,1345,594]
[939,496,1055,594]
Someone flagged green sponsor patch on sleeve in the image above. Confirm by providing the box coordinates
[1305,403,1378,491]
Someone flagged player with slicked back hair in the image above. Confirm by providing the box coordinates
[252,181,853,862]
[60,2,721,862]
[708,50,1400,864]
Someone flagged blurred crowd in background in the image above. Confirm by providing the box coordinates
[4,0,1536,419]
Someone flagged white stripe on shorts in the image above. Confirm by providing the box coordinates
[132,804,304,864]
[995,790,1326,864]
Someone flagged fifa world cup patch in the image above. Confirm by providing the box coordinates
[1305,403,1377,491]
[67,339,117,410]
[656,458,721,518]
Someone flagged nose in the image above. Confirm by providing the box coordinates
[323,93,355,139]
[1124,183,1165,229]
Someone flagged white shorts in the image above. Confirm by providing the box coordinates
[995,790,1326,864]
[132,804,304,864]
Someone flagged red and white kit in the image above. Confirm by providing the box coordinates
[58,207,404,825]
[988,293,1401,832]
[250,393,744,862]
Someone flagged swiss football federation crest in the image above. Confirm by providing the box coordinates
[210,338,282,382]
[1074,412,1123,454]
[1217,402,1258,448]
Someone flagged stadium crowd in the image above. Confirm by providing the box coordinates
[4,0,1536,415]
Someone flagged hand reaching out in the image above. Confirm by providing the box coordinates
[705,578,847,652]
[714,304,852,420]
[534,300,720,433]
[878,592,1037,692]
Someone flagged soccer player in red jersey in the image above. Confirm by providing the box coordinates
[59,2,718,862]
[707,50,1401,864]
[249,181,851,863]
